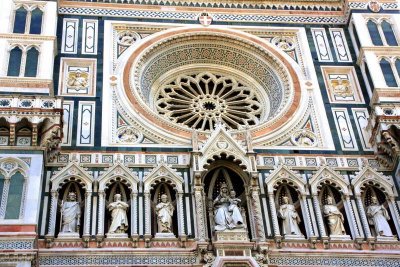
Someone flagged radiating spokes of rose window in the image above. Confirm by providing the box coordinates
[156,72,262,131]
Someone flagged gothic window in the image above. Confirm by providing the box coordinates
[367,20,383,46]
[13,7,27,34]
[381,20,398,46]
[380,58,398,87]
[7,46,23,77]
[24,47,39,77]
[7,46,40,78]
[4,172,25,219]
[29,8,43,34]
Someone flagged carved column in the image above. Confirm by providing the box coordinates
[355,195,372,238]
[177,191,185,237]
[0,178,10,219]
[47,190,59,236]
[312,193,327,237]
[268,192,280,238]
[83,191,92,236]
[131,191,138,236]
[250,186,266,241]
[144,191,151,236]
[300,194,314,238]
[387,196,400,237]
[194,186,207,241]
[344,195,361,238]
[97,191,105,236]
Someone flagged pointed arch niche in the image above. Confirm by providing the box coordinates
[202,161,250,240]
[143,162,184,239]
[97,163,139,238]
[352,166,400,241]
[309,166,359,241]
[47,162,93,240]
[265,165,315,240]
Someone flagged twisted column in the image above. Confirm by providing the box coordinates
[312,194,327,237]
[47,190,59,236]
[97,191,105,236]
[355,195,372,238]
[83,191,92,236]
[268,192,280,237]
[194,186,207,241]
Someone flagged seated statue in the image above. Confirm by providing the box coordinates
[323,196,346,236]
[213,183,244,231]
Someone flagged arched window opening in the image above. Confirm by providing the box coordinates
[381,20,398,46]
[395,59,400,79]
[24,47,39,77]
[4,171,25,219]
[29,8,43,34]
[0,118,10,146]
[7,47,22,77]
[16,128,32,146]
[367,20,383,46]
[380,59,398,87]
[13,7,27,34]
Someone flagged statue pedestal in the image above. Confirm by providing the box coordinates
[329,234,351,241]
[376,236,397,242]
[57,232,80,239]
[283,234,305,240]
[106,232,128,238]
[213,229,252,257]
[154,232,176,239]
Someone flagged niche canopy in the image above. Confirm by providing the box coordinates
[124,27,301,136]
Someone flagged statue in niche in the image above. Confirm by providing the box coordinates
[60,192,81,234]
[367,196,393,237]
[278,196,303,236]
[323,196,346,236]
[213,183,244,231]
[107,193,129,234]
[155,194,174,233]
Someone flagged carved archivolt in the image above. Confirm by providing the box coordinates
[265,165,306,195]
[50,162,93,192]
[352,166,395,197]
[98,163,139,193]
[143,162,183,193]
[0,157,29,178]
[309,166,350,196]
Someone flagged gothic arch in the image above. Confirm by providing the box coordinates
[264,164,306,195]
[98,163,139,193]
[352,166,394,198]
[143,162,183,193]
[50,162,93,192]
[0,157,29,178]
[309,166,350,196]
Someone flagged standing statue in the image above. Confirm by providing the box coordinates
[278,196,303,236]
[323,196,346,235]
[213,183,244,231]
[107,194,129,234]
[60,192,81,234]
[155,194,174,233]
[367,196,393,237]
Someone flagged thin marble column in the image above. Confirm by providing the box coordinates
[0,178,10,219]
[47,190,59,236]
[355,195,372,238]
[194,186,207,241]
[83,191,92,236]
[300,195,314,238]
[97,191,105,236]
[144,192,151,236]
[131,191,138,236]
[344,196,361,238]
[268,192,281,237]
[312,193,327,237]
[177,192,185,237]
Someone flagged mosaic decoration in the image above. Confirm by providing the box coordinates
[321,66,364,104]
[0,240,34,250]
[59,58,97,97]
[270,256,400,266]
[61,18,79,54]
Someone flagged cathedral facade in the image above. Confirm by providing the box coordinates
[0,0,400,266]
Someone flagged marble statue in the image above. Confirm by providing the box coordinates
[323,196,346,235]
[278,196,303,236]
[213,183,244,231]
[107,194,129,234]
[60,192,81,234]
[367,196,393,237]
[155,194,174,233]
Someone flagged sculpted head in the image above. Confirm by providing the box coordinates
[220,183,228,194]
[68,192,77,201]
[229,190,236,198]
[114,193,122,202]
[282,196,289,204]
[161,194,168,203]
[371,196,378,205]
[326,196,334,205]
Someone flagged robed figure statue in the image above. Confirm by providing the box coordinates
[367,196,393,237]
[60,192,81,234]
[155,194,175,233]
[107,194,129,234]
[323,196,346,236]
[278,196,303,236]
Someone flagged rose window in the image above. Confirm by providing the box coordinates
[155,72,262,131]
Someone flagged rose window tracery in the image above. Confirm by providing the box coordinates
[155,72,262,130]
